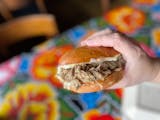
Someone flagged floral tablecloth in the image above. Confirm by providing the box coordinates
[0,1,160,120]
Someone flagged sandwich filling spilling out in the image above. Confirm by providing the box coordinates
[57,55,125,89]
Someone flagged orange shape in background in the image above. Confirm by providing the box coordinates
[31,45,73,88]
[134,0,157,5]
[115,89,123,98]
[83,109,116,120]
[152,28,160,46]
[104,6,145,34]
[0,83,59,120]
[83,109,100,120]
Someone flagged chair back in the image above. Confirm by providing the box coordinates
[0,14,58,47]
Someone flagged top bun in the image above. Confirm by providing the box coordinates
[59,46,120,65]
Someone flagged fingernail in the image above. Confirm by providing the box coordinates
[105,28,111,33]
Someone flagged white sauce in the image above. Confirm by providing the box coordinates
[57,54,120,74]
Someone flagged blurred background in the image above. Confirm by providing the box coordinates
[0,0,127,62]
[0,0,160,120]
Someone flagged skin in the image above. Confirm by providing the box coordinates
[81,29,160,89]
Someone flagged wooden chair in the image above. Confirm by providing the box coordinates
[0,0,47,21]
[35,0,47,13]
[101,0,110,13]
[0,1,13,20]
[0,14,59,56]
[2,0,47,12]
[1,0,29,11]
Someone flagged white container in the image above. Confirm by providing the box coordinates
[122,82,160,120]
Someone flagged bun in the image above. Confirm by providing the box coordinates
[59,46,120,65]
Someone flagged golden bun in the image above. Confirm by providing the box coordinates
[59,46,120,65]
[58,46,124,93]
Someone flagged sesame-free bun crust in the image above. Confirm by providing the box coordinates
[59,46,120,65]
[58,46,124,93]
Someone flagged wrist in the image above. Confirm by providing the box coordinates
[150,58,160,83]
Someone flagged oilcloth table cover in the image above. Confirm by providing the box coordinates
[0,3,160,120]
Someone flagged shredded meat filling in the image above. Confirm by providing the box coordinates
[57,55,125,89]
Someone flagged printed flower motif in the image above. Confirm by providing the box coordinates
[31,45,73,88]
[133,0,157,5]
[0,56,20,86]
[104,6,145,34]
[115,89,123,98]
[0,83,59,120]
[152,28,160,46]
[83,109,115,120]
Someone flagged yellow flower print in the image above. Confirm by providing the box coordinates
[0,82,59,120]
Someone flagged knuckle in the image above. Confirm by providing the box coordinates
[135,46,147,58]
[105,28,112,33]
[113,34,122,46]
[113,33,122,40]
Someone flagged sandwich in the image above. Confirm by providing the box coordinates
[56,46,125,93]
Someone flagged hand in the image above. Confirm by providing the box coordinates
[81,29,160,89]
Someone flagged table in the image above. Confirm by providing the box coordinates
[0,1,160,120]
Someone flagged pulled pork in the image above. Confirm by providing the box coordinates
[57,55,125,89]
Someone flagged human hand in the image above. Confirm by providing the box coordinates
[81,29,160,89]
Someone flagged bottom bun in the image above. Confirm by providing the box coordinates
[69,70,124,93]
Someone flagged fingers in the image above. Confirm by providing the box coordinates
[80,32,125,53]
[87,28,113,40]
[81,28,113,46]
[81,34,115,47]
[80,29,145,61]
